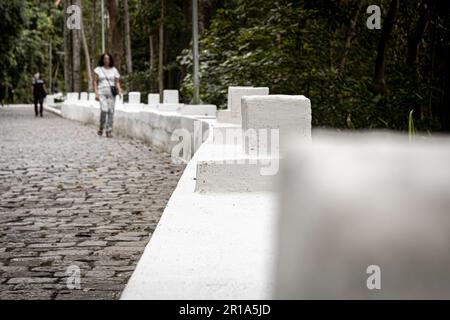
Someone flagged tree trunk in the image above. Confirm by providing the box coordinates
[407,0,429,66]
[72,0,81,92]
[158,0,165,100]
[407,0,429,120]
[80,4,93,92]
[107,0,124,70]
[371,0,400,95]
[149,34,154,73]
[124,0,133,74]
[338,1,364,74]
[64,0,73,92]
[91,0,98,70]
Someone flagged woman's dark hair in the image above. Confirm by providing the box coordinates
[98,53,115,67]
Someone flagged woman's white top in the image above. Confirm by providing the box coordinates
[94,66,120,94]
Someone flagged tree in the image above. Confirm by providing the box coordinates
[124,0,133,74]
[371,0,400,95]
[72,0,81,92]
[159,0,165,98]
[64,0,73,92]
[80,2,93,91]
[108,0,124,70]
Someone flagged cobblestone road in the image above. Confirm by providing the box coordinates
[0,106,185,299]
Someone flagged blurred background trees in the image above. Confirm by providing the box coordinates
[0,0,448,131]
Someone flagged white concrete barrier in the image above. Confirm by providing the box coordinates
[275,132,450,299]
[80,92,88,101]
[88,92,96,102]
[218,87,269,125]
[148,93,160,106]
[128,91,141,104]
[242,95,311,154]
[121,117,277,299]
[194,94,310,193]
[163,90,179,104]
[61,101,210,158]
[157,90,183,111]
[179,104,217,117]
[66,92,79,101]
[45,95,55,105]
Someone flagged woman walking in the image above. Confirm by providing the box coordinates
[94,53,122,138]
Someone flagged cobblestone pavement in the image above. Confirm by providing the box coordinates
[0,106,185,299]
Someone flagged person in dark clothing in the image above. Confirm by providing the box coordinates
[7,86,14,105]
[32,73,46,117]
[0,82,5,107]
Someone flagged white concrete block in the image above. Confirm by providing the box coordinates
[128,91,141,104]
[148,93,160,106]
[276,132,450,299]
[195,159,277,193]
[88,92,96,102]
[66,92,79,101]
[221,87,269,124]
[241,95,311,154]
[80,92,88,101]
[179,104,217,117]
[163,90,179,104]
[157,103,182,112]
[45,95,55,105]
[217,110,241,124]
[212,123,241,145]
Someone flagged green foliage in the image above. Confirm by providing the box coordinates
[178,0,449,131]
[0,0,63,103]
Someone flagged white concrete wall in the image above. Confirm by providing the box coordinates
[61,102,210,158]
[128,92,141,104]
[80,92,88,101]
[148,93,160,106]
[275,132,450,299]
[218,87,269,125]
[242,95,311,153]
[66,92,79,101]
[163,90,179,104]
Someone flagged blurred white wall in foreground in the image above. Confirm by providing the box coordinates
[275,131,450,299]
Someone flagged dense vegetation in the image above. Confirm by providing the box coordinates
[0,0,448,131]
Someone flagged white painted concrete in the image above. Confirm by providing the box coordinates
[45,95,55,105]
[242,95,311,153]
[163,90,179,104]
[275,132,450,299]
[211,123,241,145]
[218,87,269,124]
[148,93,160,106]
[88,92,96,102]
[157,103,182,112]
[66,92,79,101]
[61,101,209,157]
[80,92,88,101]
[194,142,279,193]
[121,129,277,299]
[128,91,141,104]
[179,104,217,117]
[217,109,233,124]
[194,95,311,193]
